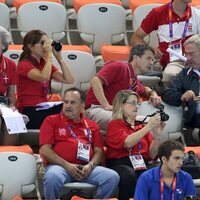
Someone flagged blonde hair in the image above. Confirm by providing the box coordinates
[184,34,200,50]
[112,90,139,120]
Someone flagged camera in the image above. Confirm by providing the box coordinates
[152,104,169,121]
[51,41,62,52]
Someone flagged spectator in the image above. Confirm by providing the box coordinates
[105,90,164,200]
[40,87,119,200]
[0,26,19,145]
[162,34,200,146]
[86,44,161,136]
[131,0,200,87]
[134,140,196,200]
[17,30,74,129]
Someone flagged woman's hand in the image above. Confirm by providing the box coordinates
[147,113,161,130]
[43,38,53,61]
[151,121,166,139]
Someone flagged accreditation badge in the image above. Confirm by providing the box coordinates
[169,43,183,62]
[129,154,147,171]
[77,141,90,162]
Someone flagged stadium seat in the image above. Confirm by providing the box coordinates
[71,195,118,200]
[0,145,37,200]
[77,3,126,55]
[17,2,70,42]
[4,45,23,64]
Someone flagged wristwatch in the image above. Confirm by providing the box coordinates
[89,161,96,170]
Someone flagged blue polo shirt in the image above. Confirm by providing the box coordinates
[134,166,196,200]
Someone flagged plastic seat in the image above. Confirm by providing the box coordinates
[0,145,37,200]
[71,195,118,200]
[137,75,161,89]
[17,2,69,42]
[4,45,23,64]
[77,3,126,55]
[137,101,183,143]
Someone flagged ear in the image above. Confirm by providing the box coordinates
[161,156,167,163]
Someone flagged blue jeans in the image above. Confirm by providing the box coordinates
[44,165,119,200]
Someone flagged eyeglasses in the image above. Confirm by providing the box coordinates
[125,101,141,107]
[184,51,200,58]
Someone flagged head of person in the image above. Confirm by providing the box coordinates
[112,90,140,122]
[19,29,47,62]
[0,26,12,55]
[128,44,154,74]
[62,87,86,120]
[158,140,185,173]
[184,34,200,70]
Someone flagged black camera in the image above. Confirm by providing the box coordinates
[51,41,62,52]
[152,104,169,121]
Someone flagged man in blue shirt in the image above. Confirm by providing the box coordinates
[134,140,196,200]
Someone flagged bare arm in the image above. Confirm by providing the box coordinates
[7,85,16,107]
[124,114,161,148]
[144,87,161,107]
[131,27,148,46]
[90,76,112,110]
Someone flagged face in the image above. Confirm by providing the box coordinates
[184,43,200,70]
[62,91,84,120]
[29,34,47,59]
[122,95,140,120]
[163,150,184,174]
[135,50,154,74]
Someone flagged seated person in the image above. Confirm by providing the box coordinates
[131,0,200,87]
[105,90,164,200]
[134,140,196,200]
[0,26,19,145]
[86,44,161,136]
[40,87,119,200]
[162,34,200,146]
[17,29,74,129]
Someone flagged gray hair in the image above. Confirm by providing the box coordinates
[184,34,200,51]
[0,26,12,53]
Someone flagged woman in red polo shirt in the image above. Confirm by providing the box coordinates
[0,26,19,145]
[17,30,74,129]
[105,90,164,200]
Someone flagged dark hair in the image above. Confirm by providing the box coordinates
[19,30,46,62]
[158,140,185,163]
[63,87,86,103]
[128,44,154,62]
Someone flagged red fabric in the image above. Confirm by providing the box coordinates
[0,55,17,95]
[141,3,200,67]
[40,114,103,165]
[16,56,58,110]
[105,119,153,160]
[85,61,145,108]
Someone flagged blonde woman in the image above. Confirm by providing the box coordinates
[105,90,164,200]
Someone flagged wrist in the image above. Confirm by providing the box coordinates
[59,58,65,63]
[153,136,161,141]
[89,161,96,170]
[148,90,156,97]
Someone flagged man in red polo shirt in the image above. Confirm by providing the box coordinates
[85,44,161,136]
[40,87,119,200]
[131,0,200,87]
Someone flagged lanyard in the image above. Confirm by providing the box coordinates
[67,119,92,144]
[168,2,190,39]
[160,170,177,200]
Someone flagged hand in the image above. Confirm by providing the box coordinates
[81,164,92,179]
[147,113,161,130]
[104,105,113,111]
[65,163,84,181]
[149,92,162,107]
[181,90,196,102]
[194,96,200,103]
[9,105,17,111]
[43,39,53,60]
[151,121,166,139]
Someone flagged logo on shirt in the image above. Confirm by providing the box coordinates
[176,188,182,194]
[59,128,66,136]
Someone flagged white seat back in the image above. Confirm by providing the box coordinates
[4,49,22,65]
[17,2,67,40]
[53,50,96,95]
[137,101,183,143]
[132,4,163,48]
[77,3,126,54]
[0,152,37,200]
[0,3,10,30]
[138,75,161,88]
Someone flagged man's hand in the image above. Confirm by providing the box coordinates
[149,91,162,107]
[103,105,113,111]
[181,90,196,102]
[65,163,84,181]
[81,164,93,179]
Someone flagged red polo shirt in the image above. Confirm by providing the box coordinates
[105,119,153,160]
[0,55,17,95]
[17,56,58,109]
[40,114,103,165]
[85,61,145,109]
